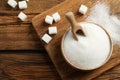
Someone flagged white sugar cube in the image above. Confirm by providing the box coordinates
[18,12,27,21]
[52,12,61,22]
[79,4,88,14]
[42,34,52,44]
[18,1,27,9]
[48,26,57,35]
[45,15,54,25]
[7,0,17,8]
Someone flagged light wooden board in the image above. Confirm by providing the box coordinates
[32,0,120,80]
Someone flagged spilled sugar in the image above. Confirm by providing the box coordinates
[86,2,120,46]
[62,2,119,70]
[63,22,111,69]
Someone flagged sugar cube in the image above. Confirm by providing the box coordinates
[48,26,57,35]
[7,0,17,8]
[79,4,88,14]
[45,15,54,25]
[18,12,27,21]
[42,33,52,44]
[18,1,27,9]
[52,12,61,22]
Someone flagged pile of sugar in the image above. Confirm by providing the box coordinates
[63,22,111,69]
[86,2,120,46]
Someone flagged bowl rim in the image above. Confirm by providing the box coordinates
[61,22,113,71]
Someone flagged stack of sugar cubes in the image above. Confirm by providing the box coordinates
[42,4,88,44]
[7,0,29,21]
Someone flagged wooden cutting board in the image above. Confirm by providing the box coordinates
[32,0,120,80]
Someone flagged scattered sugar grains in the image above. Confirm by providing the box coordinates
[86,2,120,46]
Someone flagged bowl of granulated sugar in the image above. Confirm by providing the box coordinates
[61,22,113,70]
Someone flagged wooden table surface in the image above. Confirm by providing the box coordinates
[0,0,120,80]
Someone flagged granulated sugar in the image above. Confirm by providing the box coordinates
[86,2,120,46]
[63,22,111,69]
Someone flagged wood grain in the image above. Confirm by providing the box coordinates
[0,51,120,80]
[32,0,120,80]
[0,0,64,50]
[0,0,120,80]
[0,51,61,80]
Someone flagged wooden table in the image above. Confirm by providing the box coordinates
[0,0,120,80]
